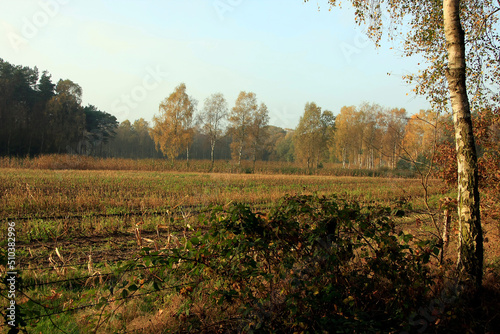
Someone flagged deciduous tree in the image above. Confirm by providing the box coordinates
[275,130,295,162]
[228,91,257,166]
[306,0,498,288]
[381,108,407,169]
[150,83,196,163]
[199,93,228,166]
[294,102,334,169]
[334,106,357,168]
[358,102,384,169]
[249,103,270,168]
[401,109,442,167]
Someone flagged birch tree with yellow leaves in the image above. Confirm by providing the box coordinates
[381,108,407,169]
[150,83,196,164]
[228,91,258,166]
[249,102,270,168]
[294,102,334,169]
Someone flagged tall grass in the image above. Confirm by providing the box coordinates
[0,154,416,177]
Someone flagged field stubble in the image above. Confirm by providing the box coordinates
[0,168,447,270]
[0,167,454,332]
[0,169,434,218]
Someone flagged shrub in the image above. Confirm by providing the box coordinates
[142,194,439,332]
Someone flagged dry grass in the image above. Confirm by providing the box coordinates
[0,154,415,177]
[0,168,441,221]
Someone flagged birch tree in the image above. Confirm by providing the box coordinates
[401,109,444,166]
[381,108,407,169]
[249,103,270,168]
[150,83,196,163]
[229,91,257,166]
[334,106,357,168]
[294,102,333,169]
[443,0,482,286]
[358,102,384,169]
[199,93,228,166]
[306,0,500,288]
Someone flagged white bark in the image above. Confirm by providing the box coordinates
[443,0,483,287]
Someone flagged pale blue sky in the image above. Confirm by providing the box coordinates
[1,0,429,128]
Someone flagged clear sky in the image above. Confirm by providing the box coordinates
[0,0,430,129]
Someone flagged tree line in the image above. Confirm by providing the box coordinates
[0,58,481,174]
[0,58,118,156]
[145,82,459,171]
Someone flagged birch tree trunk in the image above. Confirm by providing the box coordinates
[343,147,346,169]
[210,140,215,166]
[238,141,243,167]
[443,0,483,288]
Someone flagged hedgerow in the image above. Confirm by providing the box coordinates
[138,194,440,333]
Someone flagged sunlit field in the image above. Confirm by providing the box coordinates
[3,164,499,333]
[0,168,439,220]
